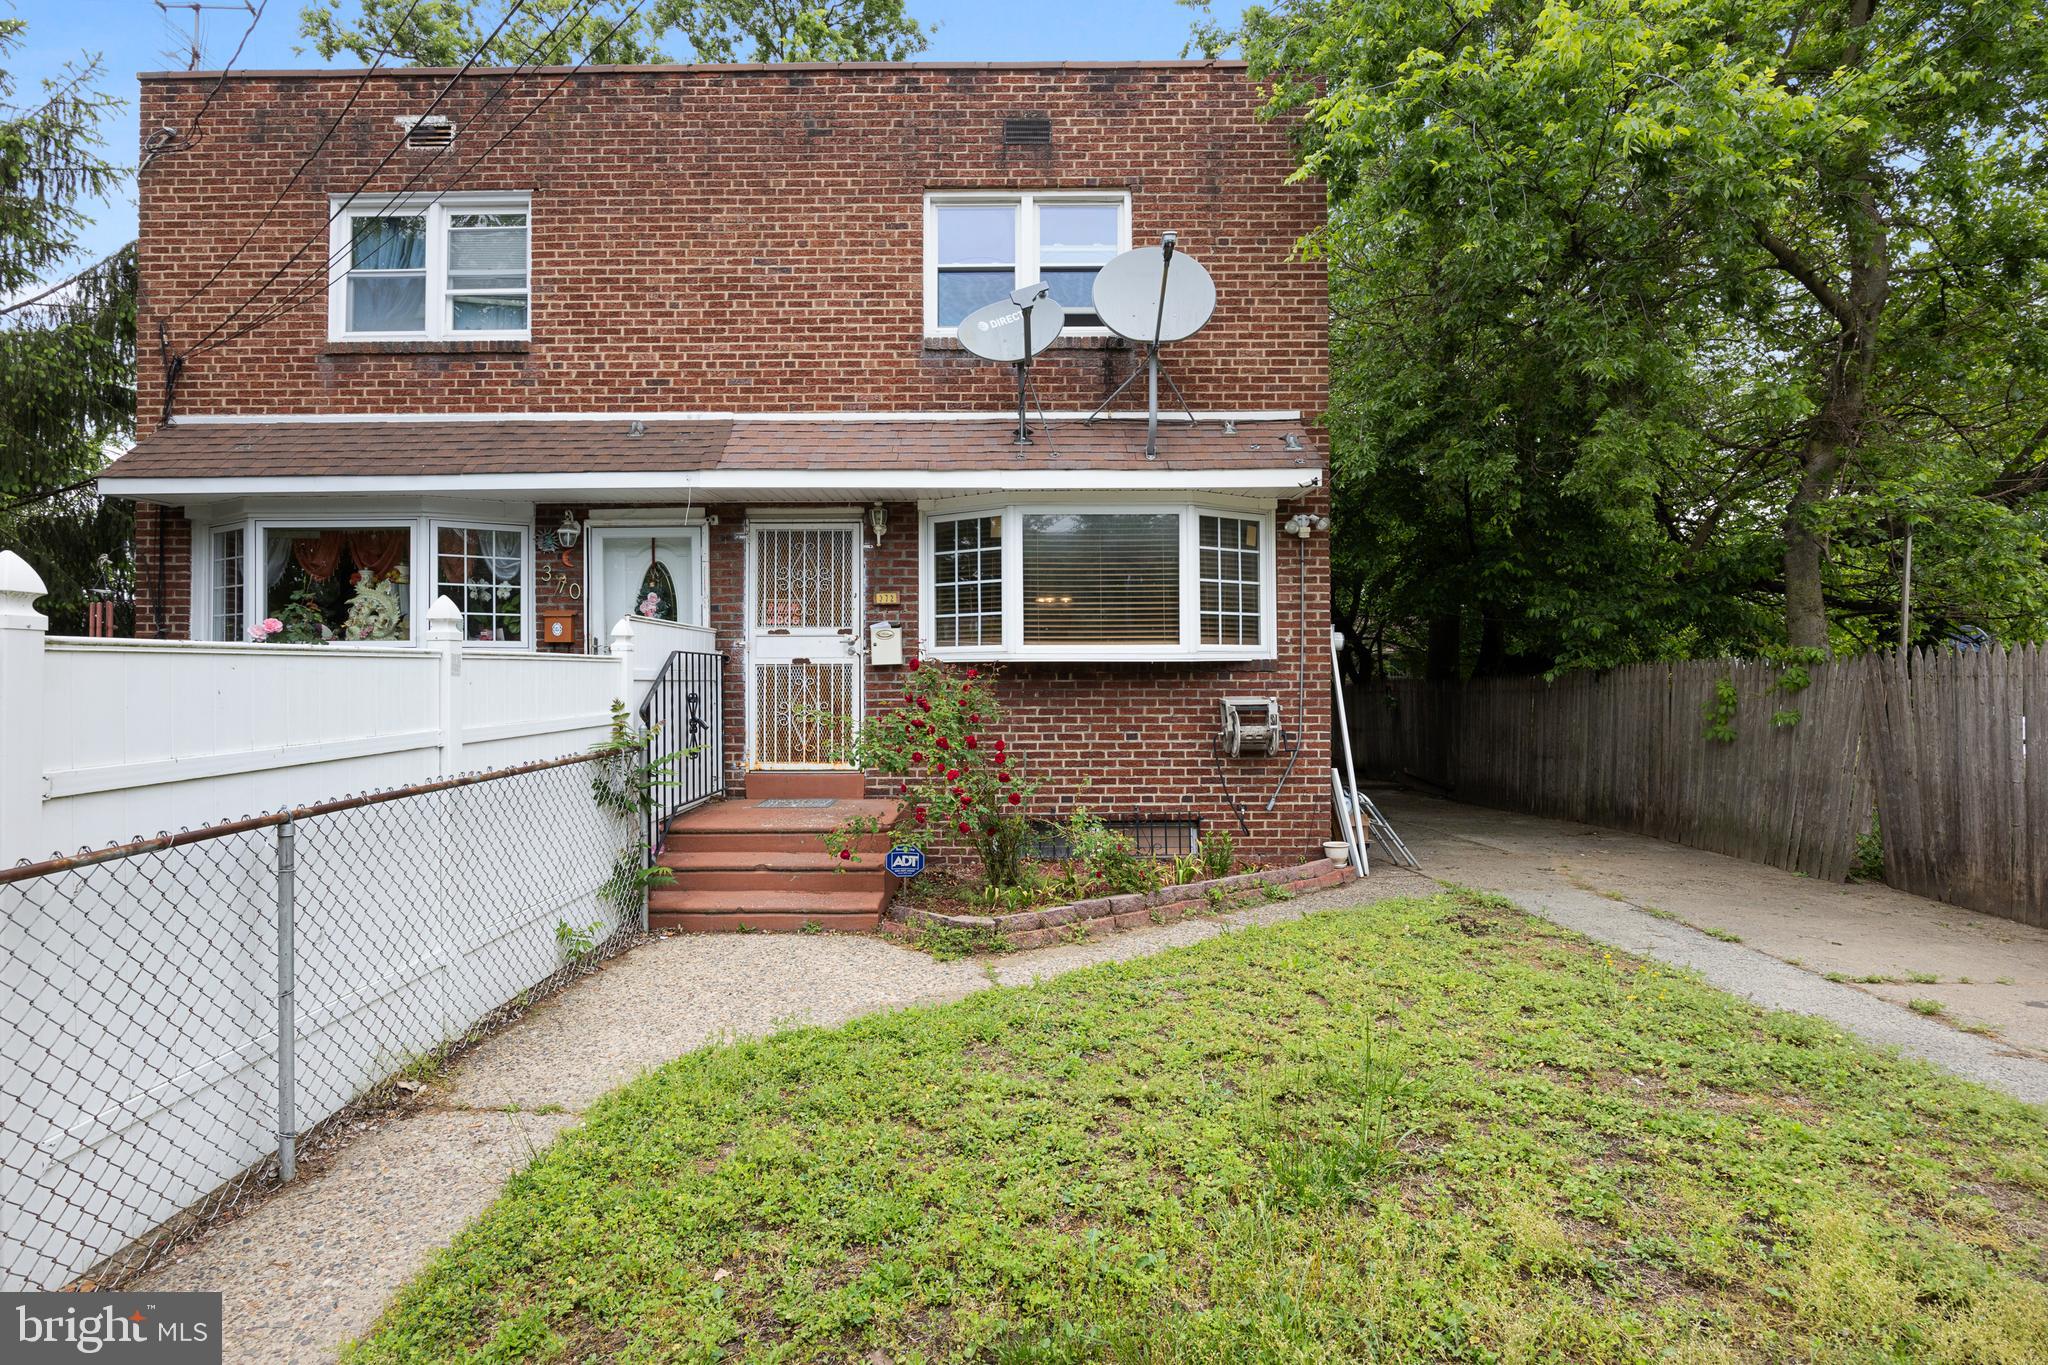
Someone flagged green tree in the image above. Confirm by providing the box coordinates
[300,0,929,68]
[1213,0,2048,668]
[0,19,136,634]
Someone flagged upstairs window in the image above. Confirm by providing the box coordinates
[329,195,530,341]
[925,192,1129,334]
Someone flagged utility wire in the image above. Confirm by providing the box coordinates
[159,0,434,322]
[168,0,541,356]
[190,0,647,359]
[142,1,270,169]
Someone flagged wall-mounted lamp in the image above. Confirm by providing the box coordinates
[1282,513,1331,539]
[555,511,582,549]
[868,503,890,543]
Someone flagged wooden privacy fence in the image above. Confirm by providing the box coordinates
[1349,645,2046,927]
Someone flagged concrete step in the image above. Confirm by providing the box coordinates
[745,770,868,800]
[657,849,888,893]
[665,797,900,836]
[650,909,883,934]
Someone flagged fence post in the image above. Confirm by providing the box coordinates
[611,615,636,709]
[0,551,49,866]
[275,817,298,1183]
[427,595,464,777]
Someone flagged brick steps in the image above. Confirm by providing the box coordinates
[652,790,899,932]
[744,770,868,800]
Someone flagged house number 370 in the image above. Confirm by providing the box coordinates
[540,557,582,600]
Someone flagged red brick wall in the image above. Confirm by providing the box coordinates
[131,502,192,639]
[131,62,1325,431]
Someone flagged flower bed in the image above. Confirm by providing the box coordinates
[883,857,1346,950]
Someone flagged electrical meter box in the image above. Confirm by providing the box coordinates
[870,621,904,667]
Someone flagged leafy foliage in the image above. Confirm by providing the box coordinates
[830,658,1037,889]
[1209,0,2048,674]
[299,0,929,67]
[0,19,135,631]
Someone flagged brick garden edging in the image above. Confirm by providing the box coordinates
[881,858,1347,949]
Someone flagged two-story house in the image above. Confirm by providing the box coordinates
[100,58,1333,901]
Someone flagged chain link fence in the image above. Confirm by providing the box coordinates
[0,752,645,1292]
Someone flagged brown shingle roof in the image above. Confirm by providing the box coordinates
[100,417,1318,483]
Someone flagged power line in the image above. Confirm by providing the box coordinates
[188,0,644,359]
[159,0,434,322]
[165,0,543,357]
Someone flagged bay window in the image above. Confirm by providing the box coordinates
[196,513,532,647]
[922,503,1275,661]
[925,192,1129,334]
[329,194,530,341]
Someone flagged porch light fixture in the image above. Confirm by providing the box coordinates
[868,503,889,543]
[555,512,582,549]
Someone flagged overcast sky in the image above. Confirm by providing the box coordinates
[10,0,1244,277]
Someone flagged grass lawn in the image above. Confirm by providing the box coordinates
[350,892,2048,1363]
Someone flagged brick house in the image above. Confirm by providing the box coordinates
[101,59,1333,916]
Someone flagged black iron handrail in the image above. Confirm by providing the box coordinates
[639,649,725,858]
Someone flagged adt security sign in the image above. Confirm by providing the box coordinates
[884,846,926,878]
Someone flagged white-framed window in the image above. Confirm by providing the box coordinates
[1198,514,1263,647]
[328,194,530,341]
[209,527,245,642]
[924,191,1130,335]
[433,521,528,645]
[194,508,534,647]
[918,501,1276,662]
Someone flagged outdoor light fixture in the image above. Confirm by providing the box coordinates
[1283,513,1330,539]
[868,503,889,543]
[555,511,582,549]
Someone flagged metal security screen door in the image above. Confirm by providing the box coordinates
[747,522,863,767]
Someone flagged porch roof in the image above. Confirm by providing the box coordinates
[97,413,1324,500]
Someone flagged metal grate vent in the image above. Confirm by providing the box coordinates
[399,115,455,148]
[1002,116,1052,146]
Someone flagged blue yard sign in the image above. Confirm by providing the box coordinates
[884,846,926,878]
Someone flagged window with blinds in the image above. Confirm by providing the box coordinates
[1022,512,1179,645]
[1199,515,1262,646]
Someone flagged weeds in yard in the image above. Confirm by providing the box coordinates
[914,922,1012,961]
[1908,970,1940,984]
[1702,926,1743,943]
[353,892,2048,1365]
[1909,998,1947,1016]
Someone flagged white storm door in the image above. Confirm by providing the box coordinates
[746,521,864,768]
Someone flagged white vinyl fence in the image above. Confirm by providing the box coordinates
[0,552,655,864]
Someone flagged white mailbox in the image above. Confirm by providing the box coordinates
[869,620,904,667]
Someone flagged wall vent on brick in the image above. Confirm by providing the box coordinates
[1002,116,1052,146]
[399,115,455,148]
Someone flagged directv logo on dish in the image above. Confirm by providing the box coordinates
[4,1293,220,1362]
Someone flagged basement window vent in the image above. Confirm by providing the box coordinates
[1002,116,1052,146]
[398,115,455,149]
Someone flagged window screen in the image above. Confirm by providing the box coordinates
[1022,512,1179,645]
[211,528,244,642]
[932,515,1003,647]
[1036,201,1119,328]
[1199,515,1262,646]
[346,215,427,332]
[446,211,528,332]
[436,526,525,643]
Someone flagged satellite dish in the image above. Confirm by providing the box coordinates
[1092,240,1216,343]
[958,289,1065,363]
[956,283,1065,445]
[1086,232,1213,457]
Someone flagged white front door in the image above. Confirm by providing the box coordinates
[587,526,707,633]
[746,521,864,768]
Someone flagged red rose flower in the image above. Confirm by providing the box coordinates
[957,793,971,807]
[935,736,950,750]
[1007,791,1021,805]
[957,820,970,834]
[916,812,928,825]
[963,736,978,750]
[965,667,978,679]
[838,848,852,860]
[908,658,921,671]
[945,767,960,781]
[910,751,924,763]
[917,697,931,712]
[999,771,1011,784]
[915,804,927,818]
[994,752,1007,766]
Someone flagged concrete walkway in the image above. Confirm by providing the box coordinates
[1372,790,2048,1099]
[136,869,1435,1364]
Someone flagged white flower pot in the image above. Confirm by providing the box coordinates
[1323,840,1351,867]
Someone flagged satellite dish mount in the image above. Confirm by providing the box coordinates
[956,284,1066,445]
[1086,231,1216,459]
